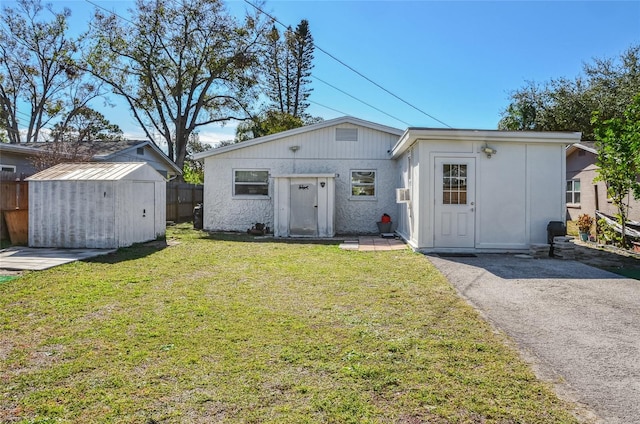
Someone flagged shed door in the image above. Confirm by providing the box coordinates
[434,158,476,248]
[289,178,317,236]
[134,182,156,241]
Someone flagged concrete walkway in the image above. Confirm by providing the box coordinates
[0,246,116,271]
[339,236,407,251]
[427,253,640,424]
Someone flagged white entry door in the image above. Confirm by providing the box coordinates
[289,178,318,236]
[434,158,476,248]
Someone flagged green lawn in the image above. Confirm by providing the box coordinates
[1,225,579,423]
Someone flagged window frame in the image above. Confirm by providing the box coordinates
[0,164,16,172]
[350,169,376,199]
[566,179,581,205]
[233,169,270,198]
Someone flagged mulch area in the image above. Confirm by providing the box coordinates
[570,239,640,277]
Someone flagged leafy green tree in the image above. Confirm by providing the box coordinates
[50,107,122,142]
[0,0,101,143]
[183,133,211,184]
[592,94,640,248]
[499,45,640,140]
[235,110,304,142]
[85,0,266,177]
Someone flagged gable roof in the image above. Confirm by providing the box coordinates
[193,116,404,160]
[26,162,164,181]
[566,141,597,156]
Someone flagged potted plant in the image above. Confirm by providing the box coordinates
[577,214,594,242]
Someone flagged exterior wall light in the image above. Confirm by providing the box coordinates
[481,144,497,158]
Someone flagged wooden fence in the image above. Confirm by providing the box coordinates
[166,182,203,223]
[0,178,29,242]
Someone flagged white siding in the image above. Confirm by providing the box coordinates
[28,163,166,248]
[202,123,400,234]
[404,139,568,251]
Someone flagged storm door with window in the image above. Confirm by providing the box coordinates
[434,158,476,248]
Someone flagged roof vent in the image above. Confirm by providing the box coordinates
[336,128,358,141]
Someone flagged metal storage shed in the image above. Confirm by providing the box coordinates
[27,162,166,249]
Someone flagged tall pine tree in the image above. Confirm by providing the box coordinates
[264,19,314,119]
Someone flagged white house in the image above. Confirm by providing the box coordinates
[28,162,166,249]
[195,117,581,251]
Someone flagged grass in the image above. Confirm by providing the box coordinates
[0,225,580,423]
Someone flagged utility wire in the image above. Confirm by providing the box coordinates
[313,76,411,127]
[242,0,452,128]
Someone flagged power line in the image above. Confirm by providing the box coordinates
[242,0,452,128]
[313,76,412,127]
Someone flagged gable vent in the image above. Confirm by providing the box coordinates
[336,128,358,141]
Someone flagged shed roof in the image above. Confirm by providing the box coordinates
[27,162,164,181]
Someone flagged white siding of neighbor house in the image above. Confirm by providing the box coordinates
[28,163,166,248]
[202,124,401,234]
[394,138,568,251]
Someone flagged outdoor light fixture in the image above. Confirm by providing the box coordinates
[481,144,497,158]
[289,145,300,152]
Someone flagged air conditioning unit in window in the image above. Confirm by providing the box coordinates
[396,188,410,203]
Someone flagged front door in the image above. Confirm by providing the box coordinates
[289,178,318,236]
[434,158,476,248]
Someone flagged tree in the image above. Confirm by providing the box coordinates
[50,106,123,142]
[85,0,266,176]
[263,20,314,119]
[0,0,101,143]
[499,45,640,140]
[592,94,640,248]
[235,110,304,142]
[183,132,211,184]
[234,19,317,142]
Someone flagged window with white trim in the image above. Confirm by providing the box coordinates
[566,179,580,204]
[234,170,269,196]
[0,165,16,172]
[351,170,376,197]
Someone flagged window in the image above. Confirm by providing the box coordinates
[1,165,16,172]
[351,170,375,197]
[234,170,269,196]
[336,128,358,141]
[136,147,145,155]
[442,164,467,205]
[566,179,580,204]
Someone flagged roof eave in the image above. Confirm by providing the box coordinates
[391,129,582,158]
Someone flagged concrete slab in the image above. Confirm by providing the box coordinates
[0,246,116,271]
[339,237,407,252]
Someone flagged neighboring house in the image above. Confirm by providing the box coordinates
[28,162,166,249]
[566,142,640,222]
[195,116,581,252]
[0,143,41,177]
[0,140,181,179]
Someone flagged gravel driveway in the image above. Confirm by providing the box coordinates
[427,254,640,424]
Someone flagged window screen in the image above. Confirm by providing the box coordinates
[234,170,269,196]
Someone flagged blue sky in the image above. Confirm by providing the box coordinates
[8,0,640,145]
